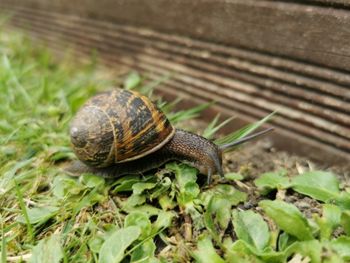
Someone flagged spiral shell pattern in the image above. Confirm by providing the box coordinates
[70,89,175,167]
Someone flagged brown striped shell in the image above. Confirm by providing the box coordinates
[70,89,175,168]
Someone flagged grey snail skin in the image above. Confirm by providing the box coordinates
[66,88,272,184]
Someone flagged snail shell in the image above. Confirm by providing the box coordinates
[70,89,175,168]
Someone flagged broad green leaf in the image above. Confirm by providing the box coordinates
[1,159,33,193]
[149,177,172,200]
[259,200,313,240]
[323,254,343,263]
[122,194,147,210]
[125,212,152,239]
[277,232,298,251]
[284,240,322,263]
[80,174,105,188]
[187,204,205,231]
[202,185,247,231]
[167,163,199,208]
[124,71,141,89]
[340,211,350,235]
[158,194,176,210]
[29,234,63,263]
[52,176,83,198]
[153,211,175,233]
[204,204,220,243]
[232,210,270,251]
[131,239,157,263]
[315,204,342,240]
[88,236,104,253]
[132,182,157,195]
[200,184,247,207]
[123,204,162,217]
[291,171,340,202]
[226,240,282,263]
[17,206,59,225]
[99,226,141,263]
[207,197,232,230]
[112,175,145,193]
[323,204,342,228]
[73,189,105,213]
[330,237,350,260]
[167,163,197,189]
[192,235,225,263]
[254,170,290,194]
[334,192,350,210]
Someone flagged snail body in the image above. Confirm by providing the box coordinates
[68,89,271,183]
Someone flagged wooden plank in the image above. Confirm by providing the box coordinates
[2,0,350,72]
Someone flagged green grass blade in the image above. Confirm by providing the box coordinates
[1,216,6,263]
[2,54,33,106]
[14,179,34,243]
[168,102,214,124]
[202,115,235,139]
[215,111,276,146]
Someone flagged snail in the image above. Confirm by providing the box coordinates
[66,89,272,183]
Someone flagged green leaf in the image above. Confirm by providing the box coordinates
[201,184,247,207]
[158,194,176,210]
[277,232,297,251]
[132,182,157,195]
[207,197,232,230]
[130,239,157,263]
[88,236,104,253]
[122,194,147,210]
[112,175,143,193]
[254,170,290,194]
[167,162,197,189]
[167,163,200,208]
[125,212,152,239]
[226,240,282,263]
[314,204,342,240]
[73,189,105,213]
[333,192,350,210]
[202,185,247,231]
[330,237,350,260]
[80,174,105,188]
[17,206,59,225]
[323,204,342,228]
[259,200,314,240]
[29,234,63,263]
[99,226,141,263]
[192,235,225,263]
[122,204,162,217]
[284,240,322,263]
[149,177,172,200]
[124,71,141,89]
[232,210,270,251]
[152,211,175,233]
[340,211,350,235]
[52,176,83,198]
[291,171,340,202]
